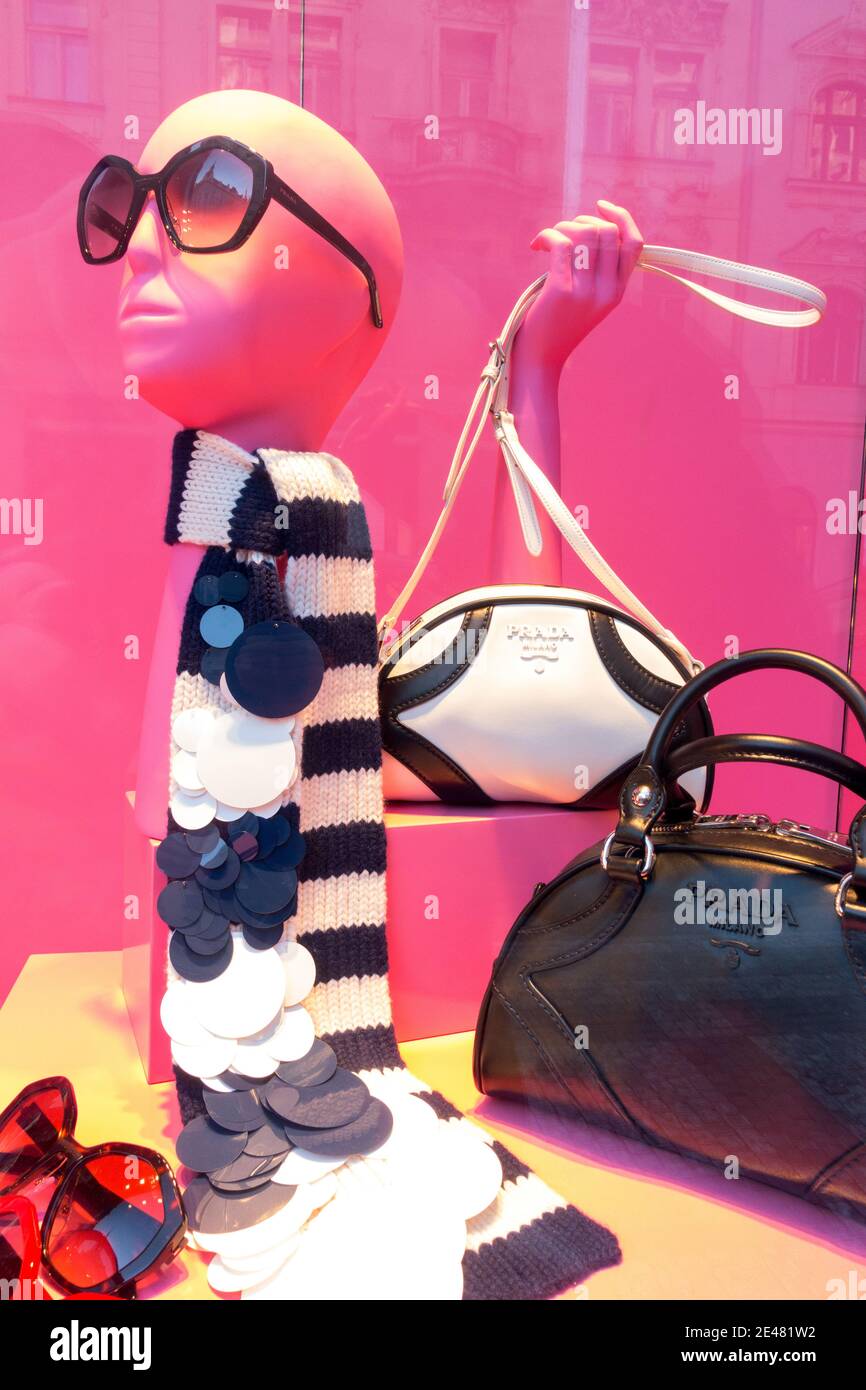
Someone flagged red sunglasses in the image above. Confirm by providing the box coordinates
[0,1078,186,1298]
[0,1196,121,1300]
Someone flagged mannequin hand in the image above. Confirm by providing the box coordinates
[516,200,644,371]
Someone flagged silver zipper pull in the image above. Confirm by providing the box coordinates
[774,818,849,850]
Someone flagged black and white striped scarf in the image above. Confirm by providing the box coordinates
[162,429,619,1299]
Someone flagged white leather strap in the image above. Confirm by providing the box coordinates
[378,245,825,662]
[637,245,825,328]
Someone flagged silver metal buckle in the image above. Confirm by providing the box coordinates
[601,830,656,880]
[833,872,866,920]
[835,872,854,919]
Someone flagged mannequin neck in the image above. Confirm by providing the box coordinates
[180,404,329,455]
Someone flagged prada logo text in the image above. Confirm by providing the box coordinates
[506,623,575,667]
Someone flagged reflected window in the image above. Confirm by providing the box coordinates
[651,49,702,158]
[587,45,636,154]
[290,16,342,127]
[26,0,89,103]
[808,84,866,183]
[797,287,863,385]
[217,7,271,91]
[440,28,496,119]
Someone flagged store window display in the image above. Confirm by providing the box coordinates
[3,0,866,1325]
[72,70,832,1296]
[77,86,668,1299]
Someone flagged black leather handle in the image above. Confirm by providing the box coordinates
[647,650,866,769]
[605,652,866,911]
[666,734,866,802]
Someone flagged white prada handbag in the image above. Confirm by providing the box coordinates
[378,246,825,806]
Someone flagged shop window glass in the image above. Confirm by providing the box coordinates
[797,286,863,384]
[587,44,636,154]
[440,28,496,119]
[808,83,866,183]
[26,0,90,103]
[217,7,271,91]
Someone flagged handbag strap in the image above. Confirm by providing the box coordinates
[636,245,825,328]
[378,246,826,666]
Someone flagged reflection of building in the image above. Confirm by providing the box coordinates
[582,1,739,290]
[23,0,91,104]
[2,0,864,331]
[216,8,271,93]
[0,0,864,541]
[3,0,865,953]
[562,0,866,645]
[0,0,565,273]
[785,6,866,397]
[1,1,864,378]
[808,83,866,184]
[579,0,866,407]
[0,0,574,553]
[586,18,718,161]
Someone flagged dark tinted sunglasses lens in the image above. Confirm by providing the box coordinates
[84,165,134,259]
[46,1153,167,1290]
[0,1086,66,1192]
[165,147,254,249]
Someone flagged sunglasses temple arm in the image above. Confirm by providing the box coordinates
[270,175,383,329]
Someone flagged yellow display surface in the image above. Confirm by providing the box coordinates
[2,951,864,1302]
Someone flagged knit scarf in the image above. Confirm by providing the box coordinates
[158,428,620,1300]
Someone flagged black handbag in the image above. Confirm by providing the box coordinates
[474,650,866,1224]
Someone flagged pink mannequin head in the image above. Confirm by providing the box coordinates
[117,89,403,451]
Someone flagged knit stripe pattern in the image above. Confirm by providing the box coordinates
[166,429,620,1299]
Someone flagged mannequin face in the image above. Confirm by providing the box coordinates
[115,90,402,446]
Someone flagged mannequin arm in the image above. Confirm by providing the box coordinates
[487,200,644,584]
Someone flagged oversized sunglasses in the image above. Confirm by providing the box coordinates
[0,1196,122,1300]
[0,1077,186,1298]
[77,133,383,328]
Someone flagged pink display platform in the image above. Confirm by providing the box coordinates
[121,791,612,1084]
[5,951,864,1302]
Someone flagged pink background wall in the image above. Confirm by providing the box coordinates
[2,0,866,1000]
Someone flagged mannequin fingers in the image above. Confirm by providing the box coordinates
[534,215,614,250]
[556,216,621,300]
[597,199,644,246]
[530,227,580,292]
[597,200,644,291]
[568,224,600,297]
[554,216,617,250]
[530,226,576,253]
[531,220,601,251]
[596,222,621,299]
[532,220,614,298]
[561,215,609,235]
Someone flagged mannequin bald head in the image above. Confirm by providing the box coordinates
[117,89,403,449]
